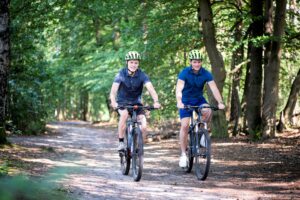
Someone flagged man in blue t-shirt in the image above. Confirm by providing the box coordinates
[176,49,225,168]
[110,51,161,151]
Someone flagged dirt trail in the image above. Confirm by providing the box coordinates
[8,121,300,200]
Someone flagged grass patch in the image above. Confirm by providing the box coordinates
[0,162,9,176]
[0,175,73,200]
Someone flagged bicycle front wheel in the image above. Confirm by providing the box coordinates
[120,128,131,175]
[132,128,144,181]
[120,150,130,175]
[185,130,194,173]
[195,129,211,181]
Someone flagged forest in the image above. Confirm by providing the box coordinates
[1,0,299,141]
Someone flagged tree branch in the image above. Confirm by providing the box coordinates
[228,59,250,75]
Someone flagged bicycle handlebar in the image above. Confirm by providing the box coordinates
[115,105,158,111]
[184,105,219,111]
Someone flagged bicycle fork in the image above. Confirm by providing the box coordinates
[189,125,197,157]
[191,123,206,157]
[130,122,144,157]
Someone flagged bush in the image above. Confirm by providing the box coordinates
[8,81,47,135]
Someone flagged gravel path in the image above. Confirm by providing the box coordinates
[9,121,299,200]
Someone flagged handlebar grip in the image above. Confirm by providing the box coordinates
[208,106,219,111]
[183,105,191,109]
[115,106,125,111]
[147,106,155,110]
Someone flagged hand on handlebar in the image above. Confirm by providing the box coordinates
[153,102,161,109]
[218,102,225,110]
[111,102,118,110]
[177,102,184,109]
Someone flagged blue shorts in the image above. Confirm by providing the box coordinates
[179,98,208,119]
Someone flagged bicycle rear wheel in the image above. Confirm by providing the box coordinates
[185,130,194,173]
[195,129,211,180]
[120,128,131,175]
[132,128,144,181]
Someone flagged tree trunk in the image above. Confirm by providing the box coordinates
[229,0,243,136]
[113,23,120,50]
[262,0,287,137]
[80,90,89,121]
[262,0,273,131]
[262,0,273,130]
[281,69,300,127]
[56,103,61,120]
[226,79,232,120]
[0,0,9,144]
[245,0,263,137]
[58,88,67,121]
[198,0,227,138]
[93,17,102,46]
[241,44,251,133]
[263,0,273,67]
[229,29,243,136]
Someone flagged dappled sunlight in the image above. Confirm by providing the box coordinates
[46,124,61,130]
[6,121,299,199]
[211,158,259,165]
[22,158,79,167]
[146,150,174,156]
[213,142,248,147]
[63,172,271,200]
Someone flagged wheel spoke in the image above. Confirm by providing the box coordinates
[194,130,211,181]
[132,128,143,181]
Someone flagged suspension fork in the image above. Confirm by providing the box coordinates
[130,122,143,156]
[136,121,144,156]
[195,122,205,155]
[189,123,197,156]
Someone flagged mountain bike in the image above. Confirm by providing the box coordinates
[183,105,218,180]
[117,105,157,182]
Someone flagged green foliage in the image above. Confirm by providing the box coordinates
[8,0,300,135]
[249,128,263,141]
[9,82,46,135]
[8,0,58,134]
[0,175,71,200]
[0,162,8,176]
[0,127,7,144]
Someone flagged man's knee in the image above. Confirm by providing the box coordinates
[202,108,212,116]
[202,108,212,122]
[180,118,190,131]
[138,115,147,132]
[119,110,128,120]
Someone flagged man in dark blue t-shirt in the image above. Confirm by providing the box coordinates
[110,51,161,151]
[176,49,225,168]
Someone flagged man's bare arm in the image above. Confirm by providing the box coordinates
[145,82,160,108]
[208,81,225,109]
[176,79,185,108]
[110,82,120,108]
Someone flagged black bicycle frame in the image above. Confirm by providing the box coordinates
[189,111,206,156]
[187,105,218,155]
[126,108,143,157]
